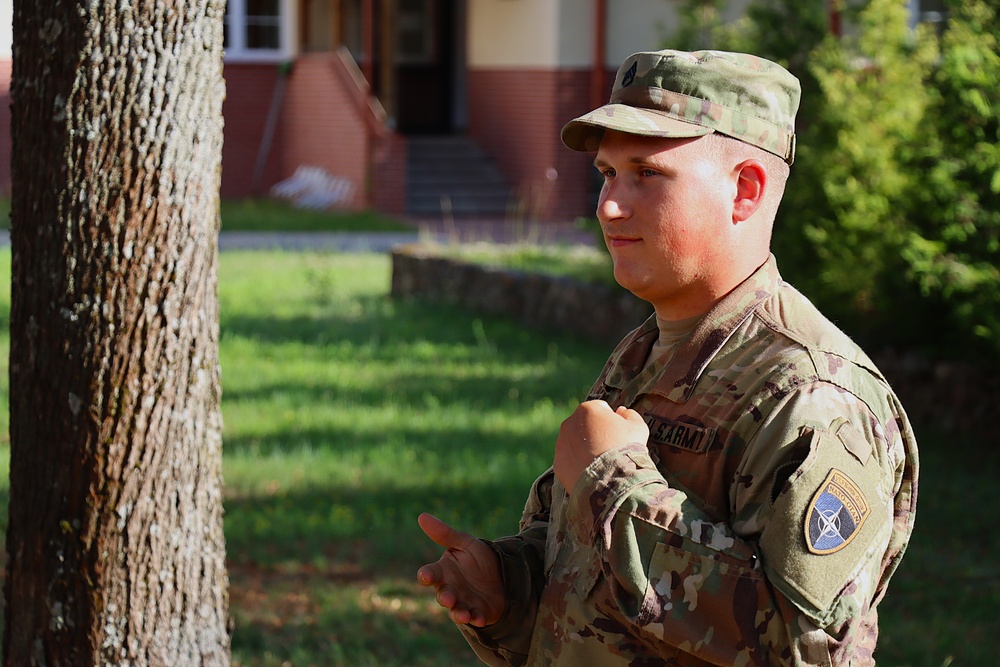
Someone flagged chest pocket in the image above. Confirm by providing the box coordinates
[644,412,735,524]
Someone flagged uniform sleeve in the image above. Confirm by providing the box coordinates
[458,470,554,666]
[567,382,908,666]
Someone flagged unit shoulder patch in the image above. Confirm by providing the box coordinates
[804,469,870,555]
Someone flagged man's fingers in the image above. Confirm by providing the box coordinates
[450,607,472,625]
[430,579,489,627]
[467,608,488,627]
[417,512,472,550]
[616,405,645,423]
[581,399,613,413]
[416,563,440,586]
[436,585,458,610]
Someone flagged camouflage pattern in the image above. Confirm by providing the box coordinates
[461,256,918,666]
[561,50,801,164]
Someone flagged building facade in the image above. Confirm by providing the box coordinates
[218,0,740,220]
[0,0,944,221]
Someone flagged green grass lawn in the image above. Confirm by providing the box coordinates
[0,249,993,665]
[217,250,610,666]
[436,241,615,286]
[0,198,413,233]
[220,199,413,233]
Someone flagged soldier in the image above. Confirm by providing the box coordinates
[416,49,918,666]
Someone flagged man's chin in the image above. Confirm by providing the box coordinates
[612,270,652,301]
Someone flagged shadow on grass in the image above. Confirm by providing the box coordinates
[224,472,528,662]
[220,294,610,366]
[220,368,585,434]
[224,467,535,571]
[872,422,1000,667]
[228,565,475,667]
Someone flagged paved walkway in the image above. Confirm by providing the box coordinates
[0,219,596,253]
[218,231,421,253]
[220,218,595,252]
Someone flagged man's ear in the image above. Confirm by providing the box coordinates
[732,160,767,223]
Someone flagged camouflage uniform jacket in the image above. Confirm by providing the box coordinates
[461,256,918,666]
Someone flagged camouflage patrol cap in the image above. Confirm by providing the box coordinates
[561,49,801,164]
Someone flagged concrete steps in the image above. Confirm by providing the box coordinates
[406,135,512,218]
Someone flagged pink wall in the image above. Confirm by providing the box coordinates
[0,57,615,221]
[279,55,369,210]
[222,55,406,214]
[0,58,259,201]
[0,57,405,213]
[371,130,407,216]
[467,67,601,222]
[220,63,287,198]
[0,60,289,202]
[0,58,11,196]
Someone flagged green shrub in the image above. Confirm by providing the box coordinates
[671,0,1000,361]
[781,0,939,346]
[909,0,1000,354]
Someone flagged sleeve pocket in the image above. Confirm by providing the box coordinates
[759,429,891,624]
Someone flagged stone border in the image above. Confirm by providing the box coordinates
[390,244,996,442]
[390,244,651,347]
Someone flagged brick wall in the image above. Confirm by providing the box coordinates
[0,56,405,212]
[222,55,408,212]
[1,59,300,202]
[467,67,599,222]
[280,54,370,210]
[1,58,270,200]
[371,130,408,216]
[220,63,287,198]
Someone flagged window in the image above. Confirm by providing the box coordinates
[910,0,948,28]
[338,0,439,66]
[396,0,436,65]
[225,0,292,61]
[341,0,366,62]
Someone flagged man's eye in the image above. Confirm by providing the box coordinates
[640,168,658,177]
[600,169,616,179]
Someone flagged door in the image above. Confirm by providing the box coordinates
[394,0,457,134]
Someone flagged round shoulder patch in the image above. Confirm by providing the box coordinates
[804,469,870,555]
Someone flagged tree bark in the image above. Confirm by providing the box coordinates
[4,1,230,665]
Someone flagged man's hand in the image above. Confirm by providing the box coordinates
[416,513,506,627]
[554,400,649,492]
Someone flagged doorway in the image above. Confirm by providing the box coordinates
[327,0,466,135]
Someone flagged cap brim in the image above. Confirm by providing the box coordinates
[561,104,714,152]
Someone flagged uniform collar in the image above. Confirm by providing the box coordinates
[605,256,782,404]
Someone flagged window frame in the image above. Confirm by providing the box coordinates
[224,0,295,63]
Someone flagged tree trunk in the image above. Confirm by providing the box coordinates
[4,1,230,665]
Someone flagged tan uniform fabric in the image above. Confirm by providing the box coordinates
[461,256,918,666]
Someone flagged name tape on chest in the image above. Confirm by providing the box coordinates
[805,469,870,555]
[644,414,716,454]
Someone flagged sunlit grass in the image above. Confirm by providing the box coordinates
[216,250,608,664]
[433,241,615,285]
[220,199,411,232]
[0,198,412,233]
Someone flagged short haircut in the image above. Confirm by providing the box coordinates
[702,133,790,214]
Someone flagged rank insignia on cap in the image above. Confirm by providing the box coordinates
[621,61,637,87]
[805,469,870,555]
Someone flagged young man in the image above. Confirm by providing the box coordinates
[417,49,918,666]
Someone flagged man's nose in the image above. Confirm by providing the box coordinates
[597,184,630,224]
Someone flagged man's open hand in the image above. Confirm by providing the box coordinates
[416,513,505,627]
[554,400,649,492]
